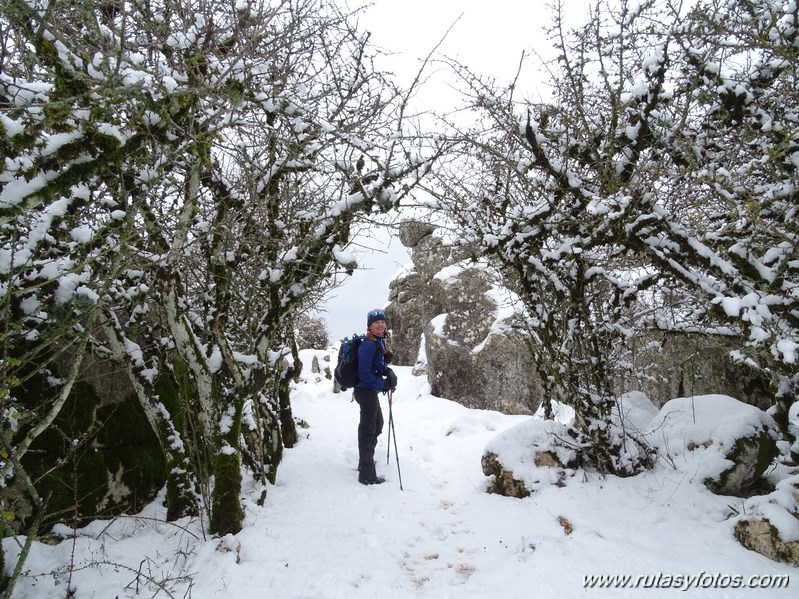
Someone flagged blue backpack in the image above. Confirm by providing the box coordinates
[334,334,366,391]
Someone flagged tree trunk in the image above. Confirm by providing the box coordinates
[103,322,199,520]
[209,383,245,535]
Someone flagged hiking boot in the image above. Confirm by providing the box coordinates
[357,462,385,485]
[358,473,385,485]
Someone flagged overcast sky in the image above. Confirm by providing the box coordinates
[318,0,591,342]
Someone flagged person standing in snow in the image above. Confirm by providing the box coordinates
[354,308,397,485]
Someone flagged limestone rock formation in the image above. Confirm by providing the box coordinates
[735,514,799,567]
[621,333,772,409]
[385,222,542,415]
[480,418,579,497]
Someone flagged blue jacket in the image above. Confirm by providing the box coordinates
[355,335,388,392]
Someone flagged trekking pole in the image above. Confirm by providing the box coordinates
[386,408,392,466]
[387,390,403,490]
[386,390,392,465]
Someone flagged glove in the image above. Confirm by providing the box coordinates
[382,367,397,392]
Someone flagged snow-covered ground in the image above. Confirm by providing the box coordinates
[3,350,796,598]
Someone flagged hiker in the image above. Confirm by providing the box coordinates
[354,308,397,485]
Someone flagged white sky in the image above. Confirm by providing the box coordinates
[351,0,588,95]
[321,1,593,342]
[319,225,412,342]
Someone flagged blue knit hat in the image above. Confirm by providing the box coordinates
[367,308,387,327]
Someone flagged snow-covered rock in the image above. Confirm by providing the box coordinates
[481,410,578,497]
[735,487,799,567]
[645,394,779,496]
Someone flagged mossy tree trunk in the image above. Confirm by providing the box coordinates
[279,335,301,449]
[102,321,199,520]
[208,376,245,536]
[154,361,204,521]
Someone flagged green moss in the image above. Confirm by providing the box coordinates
[97,395,168,504]
[152,360,204,521]
[42,101,77,134]
[23,380,97,455]
[107,446,167,501]
[754,432,780,476]
[708,431,779,496]
[29,449,107,527]
[209,452,244,535]
[18,379,167,529]
[153,360,193,433]
[97,394,147,444]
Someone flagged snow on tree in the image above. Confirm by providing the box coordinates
[429,0,798,472]
[0,0,439,546]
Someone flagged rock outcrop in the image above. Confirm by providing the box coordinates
[385,222,542,415]
[620,333,773,410]
[733,467,799,567]
[481,418,579,497]
[735,514,799,567]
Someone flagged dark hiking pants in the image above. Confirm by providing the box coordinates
[354,388,384,468]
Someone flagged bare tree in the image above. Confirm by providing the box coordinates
[430,0,798,473]
[0,0,441,566]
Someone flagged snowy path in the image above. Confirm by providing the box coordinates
[223,357,796,598]
[247,364,532,597]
